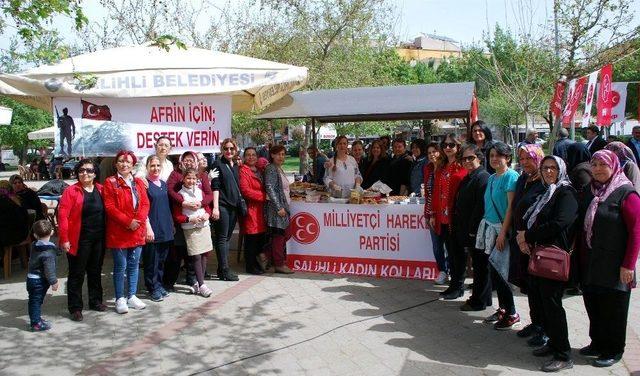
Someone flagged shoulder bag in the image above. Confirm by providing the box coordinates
[527,244,571,282]
[225,164,248,217]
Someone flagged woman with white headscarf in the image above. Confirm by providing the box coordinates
[516,156,578,372]
[579,150,640,368]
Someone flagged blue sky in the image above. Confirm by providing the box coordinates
[396,0,554,45]
[2,0,638,51]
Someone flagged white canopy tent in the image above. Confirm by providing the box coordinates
[0,44,308,113]
[27,126,55,140]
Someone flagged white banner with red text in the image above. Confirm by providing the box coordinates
[286,202,437,280]
[52,95,231,157]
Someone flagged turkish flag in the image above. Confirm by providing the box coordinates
[562,76,586,126]
[596,64,613,126]
[470,93,479,123]
[549,81,565,118]
[81,100,112,121]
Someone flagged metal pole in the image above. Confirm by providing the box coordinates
[311,117,317,182]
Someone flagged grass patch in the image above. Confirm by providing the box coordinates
[283,156,301,173]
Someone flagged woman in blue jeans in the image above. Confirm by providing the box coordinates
[422,142,448,284]
[103,150,150,314]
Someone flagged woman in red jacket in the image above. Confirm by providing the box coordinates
[425,134,468,287]
[238,147,268,274]
[58,159,106,321]
[103,150,150,314]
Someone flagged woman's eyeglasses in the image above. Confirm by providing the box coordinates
[442,142,457,149]
[78,168,95,174]
[541,165,559,172]
[461,156,477,162]
[223,147,235,151]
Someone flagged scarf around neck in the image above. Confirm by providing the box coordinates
[523,156,572,229]
[584,149,632,247]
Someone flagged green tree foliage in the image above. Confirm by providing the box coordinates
[0,97,51,163]
[0,0,87,42]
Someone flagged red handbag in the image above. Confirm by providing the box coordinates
[527,245,571,282]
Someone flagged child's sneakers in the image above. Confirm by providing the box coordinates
[127,295,146,310]
[31,320,52,332]
[199,284,212,298]
[116,297,129,314]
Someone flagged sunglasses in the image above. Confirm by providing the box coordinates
[442,142,457,149]
[223,147,235,151]
[78,168,95,174]
[461,156,477,162]
[541,165,559,172]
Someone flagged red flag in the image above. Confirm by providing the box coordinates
[596,64,613,126]
[470,93,479,123]
[562,76,586,126]
[549,81,565,118]
[81,100,112,121]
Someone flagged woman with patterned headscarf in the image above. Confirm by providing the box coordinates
[509,144,548,345]
[516,156,578,372]
[605,141,640,193]
[579,150,640,368]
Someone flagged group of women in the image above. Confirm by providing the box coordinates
[33,124,640,372]
[56,136,295,321]
[424,121,640,372]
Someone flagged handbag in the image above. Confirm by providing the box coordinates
[527,244,571,282]
[225,164,248,217]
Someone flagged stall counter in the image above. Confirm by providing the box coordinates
[286,202,437,280]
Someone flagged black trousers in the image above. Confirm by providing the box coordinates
[446,227,468,291]
[67,237,105,313]
[244,233,265,272]
[468,248,492,308]
[214,205,237,273]
[583,286,631,358]
[527,273,545,329]
[530,276,570,360]
[490,264,516,315]
[163,244,196,288]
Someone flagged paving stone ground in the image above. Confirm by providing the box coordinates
[1,251,639,376]
[1,176,639,375]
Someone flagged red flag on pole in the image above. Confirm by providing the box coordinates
[596,64,613,126]
[550,81,565,118]
[81,100,112,121]
[470,93,479,123]
[562,77,587,126]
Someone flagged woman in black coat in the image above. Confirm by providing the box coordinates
[451,145,490,307]
[510,145,547,346]
[517,156,578,373]
[361,139,390,190]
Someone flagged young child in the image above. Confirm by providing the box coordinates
[172,168,214,298]
[26,220,59,331]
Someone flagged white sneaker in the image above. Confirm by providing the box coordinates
[115,297,129,314]
[127,295,146,310]
[189,283,200,295]
[199,284,212,298]
[434,271,449,285]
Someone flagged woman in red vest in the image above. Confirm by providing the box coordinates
[425,134,467,287]
[238,147,268,274]
[103,150,150,314]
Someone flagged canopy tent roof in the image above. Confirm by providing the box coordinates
[0,45,308,112]
[28,126,55,140]
[256,82,475,123]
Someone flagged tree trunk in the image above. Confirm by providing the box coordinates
[422,119,432,142]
